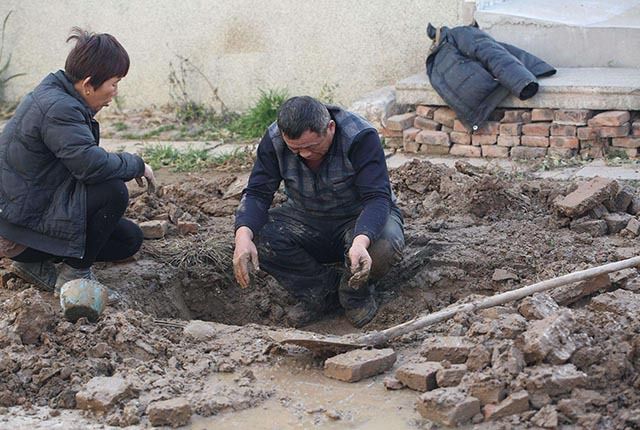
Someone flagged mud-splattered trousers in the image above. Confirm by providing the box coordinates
[256,206,404,312]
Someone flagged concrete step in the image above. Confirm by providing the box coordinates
[474,0,640,68]
[395,67,640,110]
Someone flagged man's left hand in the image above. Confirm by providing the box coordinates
[347,235,372,289]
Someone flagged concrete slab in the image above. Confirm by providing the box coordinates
[475,0,640,68]
[396,68,640,110]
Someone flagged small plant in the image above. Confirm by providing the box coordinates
[142,144,211,172]
[0,11,25,114]
[231,88,288,139]
[318,82,339,104]
[168,55,228,123]
[114,121,128,132]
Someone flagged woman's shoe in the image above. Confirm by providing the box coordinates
[11,261,57,292]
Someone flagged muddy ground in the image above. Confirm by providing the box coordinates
[2,158,640,428]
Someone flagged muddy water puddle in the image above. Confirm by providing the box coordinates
[192,363,420,429]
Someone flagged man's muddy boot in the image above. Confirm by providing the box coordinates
[338,276,378,328]
[11,260,57,292]
[55,264,121,305]
[285,292,340,328]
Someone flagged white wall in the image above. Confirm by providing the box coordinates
[0,1,464,110]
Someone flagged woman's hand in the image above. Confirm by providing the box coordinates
[135,163,157,194]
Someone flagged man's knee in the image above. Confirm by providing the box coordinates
[369,212,405,278]
[121,220,144,258]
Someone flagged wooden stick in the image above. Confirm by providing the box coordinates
[357,256,640,347]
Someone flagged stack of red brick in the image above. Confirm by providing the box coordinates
[382,106,640,160]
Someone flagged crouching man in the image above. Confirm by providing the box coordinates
[233,96,404,327]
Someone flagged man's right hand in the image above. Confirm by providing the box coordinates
[233,226,259,289]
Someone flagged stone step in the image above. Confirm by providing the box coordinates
[474,0,640,68]
[395,67,640,110]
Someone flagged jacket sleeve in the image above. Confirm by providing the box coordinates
[41,102,145,184]
[450,26,539,100]
[234,132,282,235]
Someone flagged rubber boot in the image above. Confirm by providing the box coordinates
[338,274,378,328]
[11,260,58,292]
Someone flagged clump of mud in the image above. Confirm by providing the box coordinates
[0,286,273,425]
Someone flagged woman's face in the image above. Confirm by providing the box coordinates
[83,77,121,112]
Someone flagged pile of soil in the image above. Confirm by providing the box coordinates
[2,159,640,427]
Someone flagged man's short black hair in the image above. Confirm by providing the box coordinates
[64,27,129,89]
[277,96,331,139]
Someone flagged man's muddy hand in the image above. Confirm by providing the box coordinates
[233,227,259,289]
[347,235,372,289]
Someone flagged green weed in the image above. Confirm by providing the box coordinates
[318,82,339,104]
[231,89,288,139]
[141,144,254,172]
[114,121,128,132]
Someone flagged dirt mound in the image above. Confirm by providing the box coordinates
[0,287,273,425]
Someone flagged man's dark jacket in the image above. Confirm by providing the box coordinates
[426,24,556,131]
[0,70,144,258]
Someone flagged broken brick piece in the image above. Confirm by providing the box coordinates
[396,362,442,391]
[324,348,396,382]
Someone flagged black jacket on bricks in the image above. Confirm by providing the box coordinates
[0,70,144,258]
[425,23,556,131]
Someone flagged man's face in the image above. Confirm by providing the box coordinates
[282,120,336,161]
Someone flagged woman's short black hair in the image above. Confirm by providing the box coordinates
[64,27,129,89]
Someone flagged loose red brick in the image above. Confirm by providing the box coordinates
[550,274,611,307]
[450,144,481,157]
[453,120,467,132]
[403,140,420,153]
[588,111,630,127]
[611,137,640,148]
[524,364,587,396]
[474,121,500,135]
[419,144,451,155]
[386,113,417,131]
[324,348,397,382]
[550,136,579,149]
[596,123,631,138]
[396,362,442,391]
[554,109,593,126]
[471,134,497,146]
[497,135,520,147]
[485,391,530,420]
[511,147,547,159]
[436,364,467,387]
[421,336,475,363]
[433,107,457,128]
[499,123,522,136]
[550,124,576,136]
[416,388,481,427]
[416,105,437,119]
[548,147,577,158]
[522,122,551,136]
[450,131,471,145]
[416,130,450,146]
[468,375,507,405]
[521,136,549,147]
[402,127,420,142]
[531,108,554,122]
[577,127,597,140]
[553,176,619,218]
[502,110,528,123]
[414,117,441,131]
[380,127,403,138]
[482,145,509,158]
